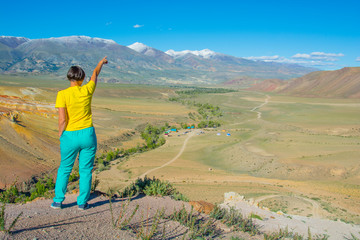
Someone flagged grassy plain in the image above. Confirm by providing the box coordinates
[100,90,360,224]
[1,75,360,224]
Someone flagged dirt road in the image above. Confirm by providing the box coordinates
[254,194,321,218]
[250,94,270,119]
[139,130,199,179]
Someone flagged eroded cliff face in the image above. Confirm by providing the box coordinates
[0,89,59,188]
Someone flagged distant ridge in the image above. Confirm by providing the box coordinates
[250,67,360,98]
[0,35,317,85]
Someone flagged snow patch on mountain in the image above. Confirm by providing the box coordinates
[48,36,116,45]
[0,36,30,41]
[0,36,30,48]
[128,42,149,53]
[166,49,217,59]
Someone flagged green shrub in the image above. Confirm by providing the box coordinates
[120,177,189,201]
[171,192,189,202]
[0,184,21,203]
[0,176,55,203]
[209,206,260,236]
[263,226,329,240]
[143,179,174,196]
[69,170,79,182]
[167,205,218,239]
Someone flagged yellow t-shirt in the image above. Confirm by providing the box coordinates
[55,80,96,131]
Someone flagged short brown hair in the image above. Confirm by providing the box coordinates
[67,66,85,81]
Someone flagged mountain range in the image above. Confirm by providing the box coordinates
[0,35,317,85]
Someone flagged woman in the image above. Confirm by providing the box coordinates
[51,57,108,210]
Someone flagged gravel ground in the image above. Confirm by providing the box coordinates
[2,192,359,240]
[0,193,258,240]
[0,193,189,240]
[222,193,360,240]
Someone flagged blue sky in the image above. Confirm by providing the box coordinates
[1,0,359,70]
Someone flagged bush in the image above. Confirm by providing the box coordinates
[119,176,189,201]
[68,170,79,182]
[0,184,21,203]
[167,205,218,239]
[143,179,174,196]
[0,176,55,203]
[210,206,260,236]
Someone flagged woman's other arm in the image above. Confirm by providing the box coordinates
[58,107,67,137]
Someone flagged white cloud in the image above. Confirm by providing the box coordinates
[244,55,280,61]
[244,51,345,67]
[311,52,344,57]
[133,24,144,28]
[244,54,337,67]
[292,53,311,59]
[356,57,360,62]
[292,52,344,62]
[105,22,112,26]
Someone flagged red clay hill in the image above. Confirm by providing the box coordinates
[249,67,360,98]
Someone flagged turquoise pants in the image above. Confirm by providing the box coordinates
[53,127,97,205]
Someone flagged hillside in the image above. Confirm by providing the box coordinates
[279,67,360,98]
[0,36,317,85]
[248,78,286,91]
[250,67,360,98]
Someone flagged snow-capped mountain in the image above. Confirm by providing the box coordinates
[128,42,149,53]
[48,36,117,45]
[128,42,174,63]
[0,35,317,84]
[0,36,30,48]
[166,49,217,59]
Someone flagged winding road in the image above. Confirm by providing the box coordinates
[139,130,199,179]
[254,194,321,218]
[250,94,270,119]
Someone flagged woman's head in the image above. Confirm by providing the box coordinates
[67,66,85,81]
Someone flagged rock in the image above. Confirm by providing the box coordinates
[32,197,45,202]
[72,189,79,194]
[189,201,215,214]
[224,192,244,203]
[276,210,284,215]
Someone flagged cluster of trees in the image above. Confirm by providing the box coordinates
[175,87,236,95]
[196,102,223,119]
[94,124,169,173]
[197,120,221,128]
[180,123,195,129]
[169,87,229,128]
[169,98,223,120]
[141,124,167,149]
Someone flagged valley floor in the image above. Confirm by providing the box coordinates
[1,76,360,227]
